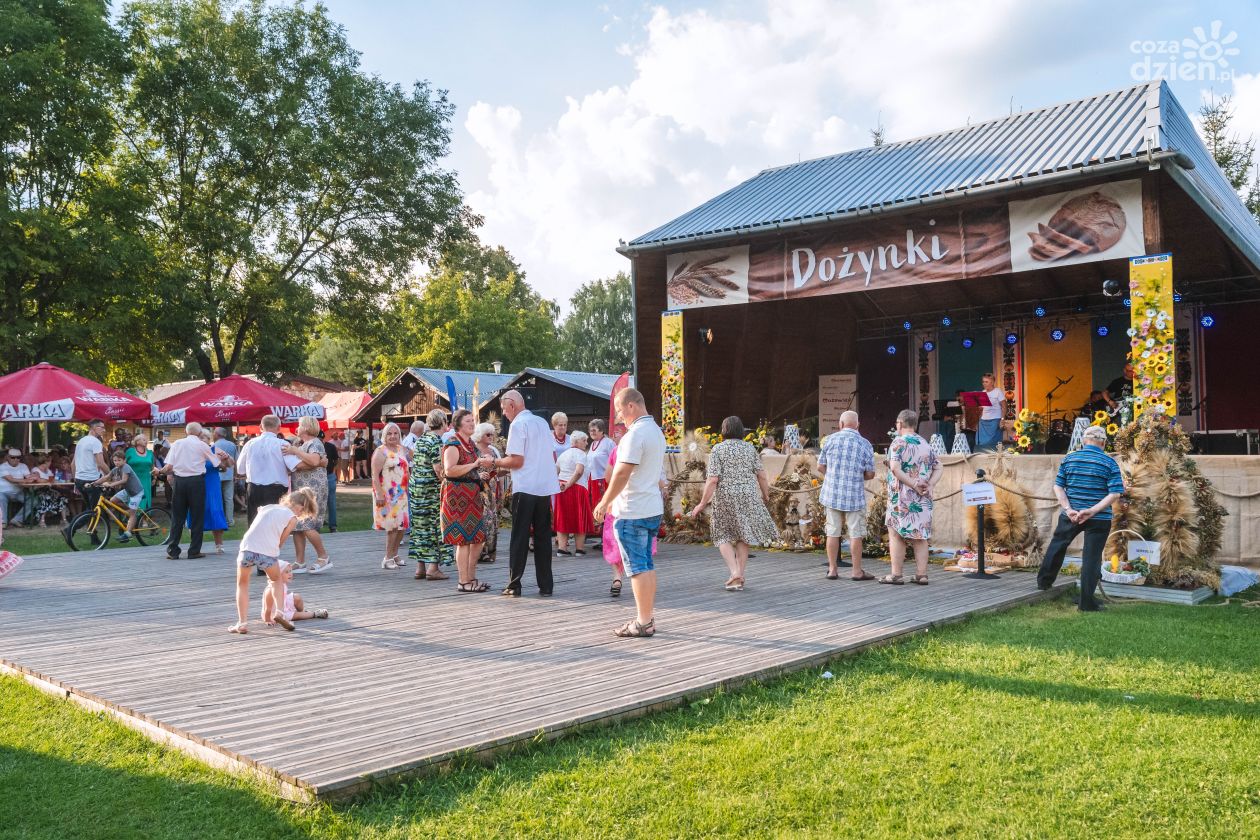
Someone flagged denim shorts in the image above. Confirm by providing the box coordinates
[237,550,278,569]
[613,515,662,577]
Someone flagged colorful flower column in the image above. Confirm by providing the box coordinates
[660,310,685,450]
[1128,254,1176,419]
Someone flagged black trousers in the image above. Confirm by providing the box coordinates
[508,492,553,594]
[167,474,206,557]
[1037,513,1111,608]
[75,479,102,516]
[246,483,286,525]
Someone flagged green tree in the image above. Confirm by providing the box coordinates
[1200,94,1260,219]
[115,0,471,382]
[305,318,377,389]
[0,0,177,386]
[557,272,633,374]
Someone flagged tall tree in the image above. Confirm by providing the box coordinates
[557,272,633,374]
[1200,94,1260,220]
[115,0,471,382]
[0,0,176,386]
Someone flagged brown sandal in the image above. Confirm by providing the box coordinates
[911,575,930,585]
[614,618,655,637]
[414,566,426,580]
[426,567,450,581]
[851,572,876,581]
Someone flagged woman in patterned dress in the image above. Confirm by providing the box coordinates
[408,409,452,580]
[289,416,332,573]
[882,409,942,586]
[441,409,491,592]
[473,423,503,564]
[689,415,779,591]
[372,422,410,569]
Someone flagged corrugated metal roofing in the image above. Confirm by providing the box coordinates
[625,81,1260,269]
[408,368,515,401]
[517,368,626,399]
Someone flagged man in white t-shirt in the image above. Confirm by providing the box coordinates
[72,419,109,521]
[593,388,666,638]
[400,420,424,455]
[0,449,33,526]
[493,390,561,597]
[976,373,1007,452]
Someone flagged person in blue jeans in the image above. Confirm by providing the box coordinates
[1036,425,1126,611]
[320,431,338,532]
[593,388,666,638]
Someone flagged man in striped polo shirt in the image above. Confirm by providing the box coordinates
[1037,425,1126,611]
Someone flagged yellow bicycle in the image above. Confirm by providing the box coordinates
[65,493,172,551]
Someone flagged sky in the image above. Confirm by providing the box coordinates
[318,0,1260,307]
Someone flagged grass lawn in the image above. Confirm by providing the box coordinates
[2,591,1257,839]
[0,486,376,557]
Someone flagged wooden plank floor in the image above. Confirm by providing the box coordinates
[0,529,1068,801]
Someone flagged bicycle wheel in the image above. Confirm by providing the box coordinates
[68,511,112,551]
[133,507,172,546]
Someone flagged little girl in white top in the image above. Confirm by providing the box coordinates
[261,560,328,630]
[230,488,318,634]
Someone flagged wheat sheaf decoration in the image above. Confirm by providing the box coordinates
[667,255,740,305]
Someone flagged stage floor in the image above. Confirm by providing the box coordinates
[0,530,1067,801]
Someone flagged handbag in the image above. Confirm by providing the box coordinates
[0,549,24,581]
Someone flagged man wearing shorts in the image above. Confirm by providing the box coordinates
[593,388,666,638]
[817,410,875,581]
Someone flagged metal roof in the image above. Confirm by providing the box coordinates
[511,368,627,400]
[622,81,1260,272]
[406,367,515,401]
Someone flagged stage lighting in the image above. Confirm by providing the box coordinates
[1005,331,1019,345]
[902,320,912,331]
[886,344,898,355]
[1123,298,1132,307]
[1102,278,1123,297]
[923,340,936,352]
[1200,314,1215,328]
[1034,306,1047,318]
[941,315,952,327]
[1173,291,1183,304]
[1097,321,1111,337]
[1050,328,1065,342]
[961,336,975,349]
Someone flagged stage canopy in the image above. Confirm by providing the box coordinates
[153,374,324,426]
[0,362,154,422]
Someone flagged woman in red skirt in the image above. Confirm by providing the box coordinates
[586,419,614,533]
[554,431,592,556]
[441,409,493,592]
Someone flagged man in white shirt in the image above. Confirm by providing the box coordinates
[400,420,424,455]
[235,414,301,525]
[593,388,666,638]
[492,389,561,597]
[73,419,109,519]
[0,449,33,526]
[976,372,1007,452]
[161,422,223,559]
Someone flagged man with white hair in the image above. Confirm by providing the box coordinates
[1036,425,1126,611]
[400,419,425,454]
[0,449,32,526]
[161,422,223,559]
[817,410,876,581]
[491,389,560,597]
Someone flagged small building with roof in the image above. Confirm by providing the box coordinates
[479,368,629,431]
[353,367,516,428]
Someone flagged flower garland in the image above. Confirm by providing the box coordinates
[1127,255,1176,418]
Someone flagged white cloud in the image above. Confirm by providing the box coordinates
[463,0,1106,308]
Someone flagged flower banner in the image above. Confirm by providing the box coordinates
[1128,254,1175,419]
[660,310,685,450]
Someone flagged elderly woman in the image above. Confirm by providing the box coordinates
[124,434,157,511]
[372,422,410,569]
[408,409,452,580]
[881,409,942,585]
[289,415,332,573]
[550,411,570,458]
[194,429,230,554]
[554,431,592,556]
[473,422,504,563]
[690,416,779,591]
[441,409,493,592]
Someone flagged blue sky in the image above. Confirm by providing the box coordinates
[318,1,1260,305]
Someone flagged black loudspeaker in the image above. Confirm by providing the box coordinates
[1190,430,1259,455]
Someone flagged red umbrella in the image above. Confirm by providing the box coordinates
[153,374,324,425]
[0,362,154,422]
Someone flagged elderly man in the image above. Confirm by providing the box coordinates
[400,419,425,454]
[213,427,237,528]
[0,449,33,526]
[492,389,560,597]
[817,410,876,581]
[1036,425,1126,611]
[593,388,666,638]
[161,423,223,559]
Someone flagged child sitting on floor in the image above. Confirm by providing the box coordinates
[230,488,317,634]
[262,560,328,630]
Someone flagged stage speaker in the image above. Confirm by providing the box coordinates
[1190,430,1259,455]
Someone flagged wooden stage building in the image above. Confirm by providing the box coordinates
[0,530,1065,801]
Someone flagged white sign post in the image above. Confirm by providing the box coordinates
[964,474,1001,580]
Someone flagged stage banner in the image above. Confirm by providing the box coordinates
[662,180,1144,309]
[818,374,858,433]
[1128,254,1175,419]
[660,310,685,450]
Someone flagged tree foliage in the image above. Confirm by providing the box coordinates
[1199,94,1260,219]
[557,272,633,374]
[115,0,470,382]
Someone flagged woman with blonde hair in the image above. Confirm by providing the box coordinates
[124,433,157,511]
[408,409,452,580]
[372,422,410,569]
[289,415,332,574]
[229,487,318,634]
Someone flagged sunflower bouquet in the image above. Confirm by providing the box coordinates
[1089,409,1122,451]
[1012,407,1046,453]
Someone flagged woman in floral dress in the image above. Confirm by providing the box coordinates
[690,415,779,591]
[882,409,941,585]
[372,422,410,569]
[408,409,452,580]
[473,423,503,564]
[290,416,332,573]
[441,409,491,592]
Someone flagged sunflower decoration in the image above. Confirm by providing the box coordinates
[1018,408,1031,422]
[1153,363,1168,376]
[1017,435,1032,449]
[1106,423,1119,436]
[1012,408,1047,453]
[1093,410,1109,424]
[1014,420,1025,435]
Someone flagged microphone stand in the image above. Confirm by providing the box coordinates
[1044,374,1074,418]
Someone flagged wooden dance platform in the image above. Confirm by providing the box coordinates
[0,530,1068,801]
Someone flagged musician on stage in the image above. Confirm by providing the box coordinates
[1081,390,1110,417]
[1103,362,1135,410]
[976,373,1006,452]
